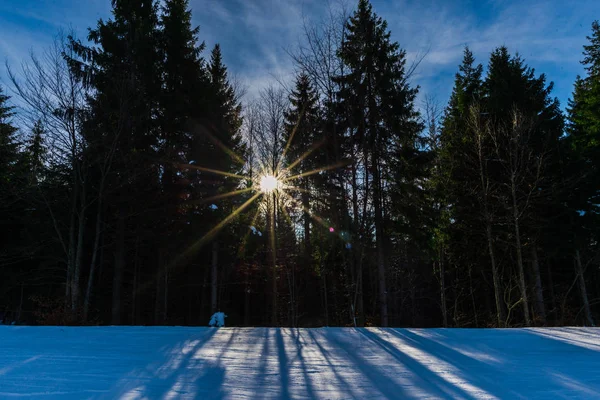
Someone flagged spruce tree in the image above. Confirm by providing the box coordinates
[567,21,600,217]
[0,85,20,223]
[157,0,210,321]
[283,72,321,265]
[24,120,46,183]
[335,0,421,326]
[200,43,245,315]
[566,21,600,326]
[0,85,19,186]
[68,0,163,323]
[440,48,505,326]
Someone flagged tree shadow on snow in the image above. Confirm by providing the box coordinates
[105,327,600,399]
[110,327,224,399]
[391,328,600,399]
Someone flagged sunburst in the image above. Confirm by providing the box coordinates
[259,174,280,193]
[145,116,352,297]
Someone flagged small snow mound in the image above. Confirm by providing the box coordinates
[210,204,218,210]
[209,312,227,327]
[250,226,263,236]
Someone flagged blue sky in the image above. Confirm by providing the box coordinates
[0,0,598,111]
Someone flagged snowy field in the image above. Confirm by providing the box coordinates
[1,327,599,399]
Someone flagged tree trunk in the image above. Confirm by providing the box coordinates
[270,192,278,326]
[439,248,448,327]
[211,241,218,315]
[131,239,138,325]
[357,258,365,327]
[244,276,250,326]
[320,240,329,326]
[372,159,388,327]
[475,113,505,327]
[111,208,125,325]
[199,264,209,323]
[17,284,24,323]
[547,259,557,319]
[575,249,594,326]
[469,265,478,327]
[302,184,311,264]
[66,179,78,305]
[322,271,329,326]
[72,184,86,312]
[511,178,531,326]
[84,200,103,321]
[531,245,546,325]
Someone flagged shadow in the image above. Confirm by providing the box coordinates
[306,328,361,399]
[320,328,452,399]
[354,329,477,399]
[275,328,291,399]
[2,326,600,399]
[289,328,317,399]
[388,329,505,398]
[253,328,272,398]
[392,328,600,399]
[526,327,600,352]
[112,327,221,399]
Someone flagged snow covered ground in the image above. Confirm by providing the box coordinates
[1,327,599,399]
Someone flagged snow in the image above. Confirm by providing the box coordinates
[209,312,227,327]
[250,225,262,236]
[209,204,218,210]
[1,327,599,399]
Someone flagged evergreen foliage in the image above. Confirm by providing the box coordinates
[0,1,598,328]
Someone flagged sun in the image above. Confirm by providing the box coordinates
[259,174,280,193]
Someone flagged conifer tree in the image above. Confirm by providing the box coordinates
[567,21,600,219]
[24,120,46,184]
[68,0,163,323]
[202,43,245,315]
[156,0,209,322]
[283,73,320,264]
[566,21,600,326]
[440,48,505,326]
[335,0,421,326]
[0,85,19,186]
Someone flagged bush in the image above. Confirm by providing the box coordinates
[30,296,97,325]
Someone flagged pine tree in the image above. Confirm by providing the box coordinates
[486,47,563,326]
[566,21,600,326]
[156,0,209,322]
[23,120,46,183]
[335,0,421,326]
[0,85,19,186]
[283,73,320,264]
[440,48,505,326]
[567,21,600,217]
[207,43,245,176]
[200,43,245,315]
[0,84,20,223]
[68,0,164,323]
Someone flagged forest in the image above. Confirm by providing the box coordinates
[0,0,599,328]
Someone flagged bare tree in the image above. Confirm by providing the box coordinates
[289,1,349,103]
[424,96,449,327]
[490,108,549,326]
[467,104,506,327]
[7,32,88,312]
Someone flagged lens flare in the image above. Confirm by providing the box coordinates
[259,174,279,193]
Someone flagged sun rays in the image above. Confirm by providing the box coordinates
[163,119,348,279]
[259,174,280,193]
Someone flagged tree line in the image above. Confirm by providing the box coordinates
[0,0,598,327]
